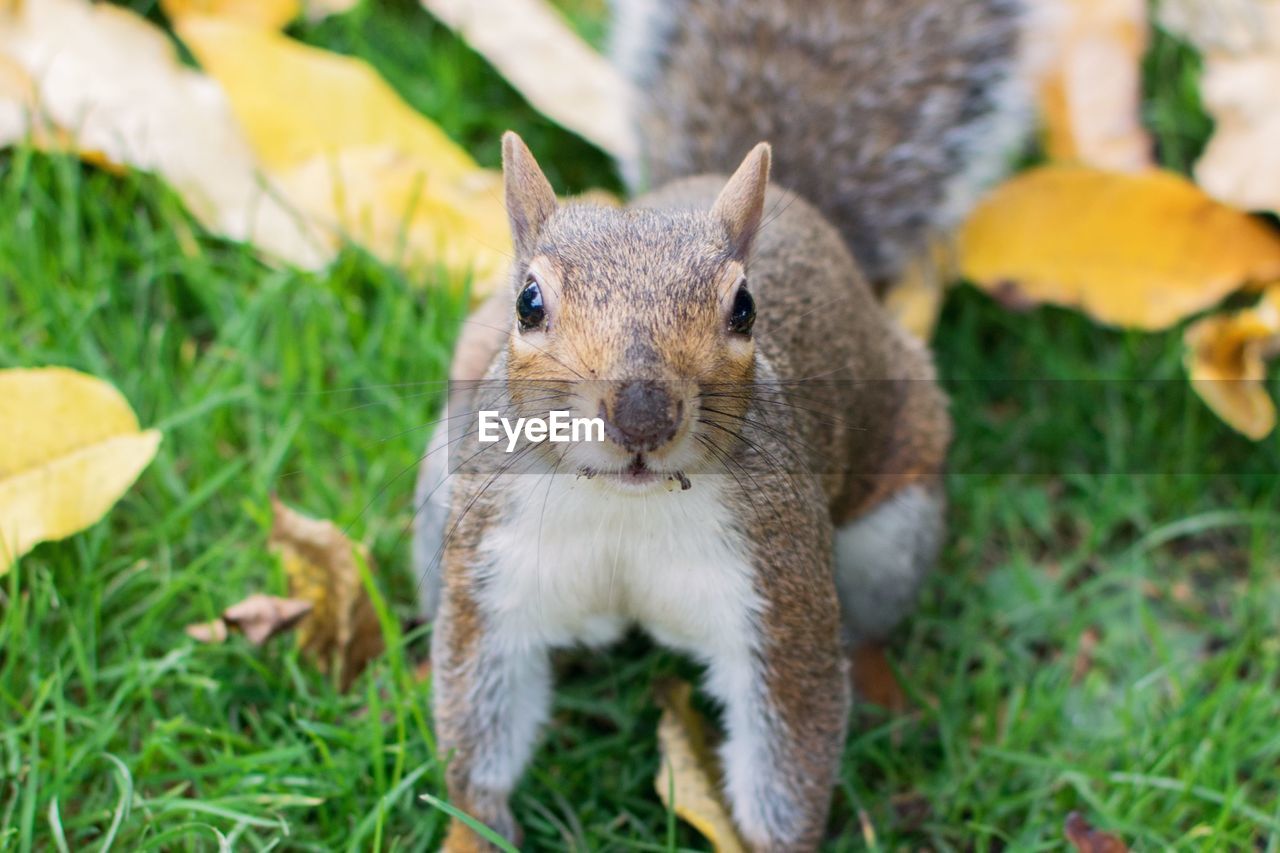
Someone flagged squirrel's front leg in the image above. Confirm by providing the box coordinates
[431,578,551,850]
[707,559,850,851]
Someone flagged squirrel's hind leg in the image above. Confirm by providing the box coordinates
[833,483,944,644]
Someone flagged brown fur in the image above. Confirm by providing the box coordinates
[423,5,1024,848]
[430,135,949,849]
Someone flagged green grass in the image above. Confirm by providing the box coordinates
[3,3,1280,850]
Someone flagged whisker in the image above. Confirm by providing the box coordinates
[462,318,588,381]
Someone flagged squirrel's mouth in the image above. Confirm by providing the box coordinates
[578,454,691,492]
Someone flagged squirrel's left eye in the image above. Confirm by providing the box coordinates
[516,279,546,331]
[728,285,755,335]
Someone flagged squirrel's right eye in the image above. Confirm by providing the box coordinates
[516,279,546,331]
[728,285,755,335]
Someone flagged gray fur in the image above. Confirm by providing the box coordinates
[412,422,451,622]
[835,483,945,643]
[612,0,1029,284]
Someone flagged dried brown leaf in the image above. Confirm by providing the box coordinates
[1065,812,1130,853]
[185,618,229,644]
[270,499,384,690]
[1071,627,1100,684]
[222,593,314,646]
[852,644,907,713]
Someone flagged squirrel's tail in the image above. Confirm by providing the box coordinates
[610,0,1030,286]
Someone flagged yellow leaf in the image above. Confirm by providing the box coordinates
[959,166,1280,329]
[882,235,955,341]
[1184,284,1280,439]
[0,0,329,268]
[175,16,512,285]
[653,679,746,853]
[1032,0,1153,171]
[269,499,384,690]
[421,0,637,162]
[0,368,160,572]
[0,0,501,287]
[1159,0,1280,214]
[160,0,300,29]
[162,0,355,27]
[303,0,361,22]
[271,145,509,287]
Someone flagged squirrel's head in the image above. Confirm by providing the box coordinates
[498,132,770,493]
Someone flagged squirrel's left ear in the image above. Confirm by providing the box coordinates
[711,142,771,261]
[502,131,557,258]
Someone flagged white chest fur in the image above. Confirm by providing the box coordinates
[475,474,762,661]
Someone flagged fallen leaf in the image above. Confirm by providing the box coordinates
[1184,284,1280,439]
[0,0,328,268]
[0,368,160,573]
[1071,626,1101,683]
[882,235,955,341]
[185,618,229,644]
[1,0,505,292]
[270,499,384,690]
[653,679,746,853]
[160,0,300,29]
[421,0,636,162]
[960,165,1280,329]
[1159,0,1280,214]
[889,791,932,831]
[302,0,360,22]
[222,593,314,645]
[1032,0,1153,171]
[851,644,907,713]
[175,16,511,287]
[413,657,433,682]
[1064,811,1130,853]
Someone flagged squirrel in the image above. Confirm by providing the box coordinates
[412,0,1027,849]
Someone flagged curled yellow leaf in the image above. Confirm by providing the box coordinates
[1184,285,1280,439]
[959,165,1280,329]
[159,0,357,28]
[654,679,746,853]
[1159,0,1280,215]
[160,0,301,29]
[421,0,638,162]
[1032,0,1153,171]
[175,16,511,287]
[0,0,329,269]
[882,235,955,342]
[0,368,160,572]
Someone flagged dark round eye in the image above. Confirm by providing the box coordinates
[516,278,546,331]
[728,285,755,335]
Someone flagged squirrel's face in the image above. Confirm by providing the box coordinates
[497,133,771,494]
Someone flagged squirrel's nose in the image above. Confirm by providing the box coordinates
[602,381,680,452]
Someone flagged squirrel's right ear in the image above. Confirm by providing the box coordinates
[711,142,771,261]
[502,131,557,258]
